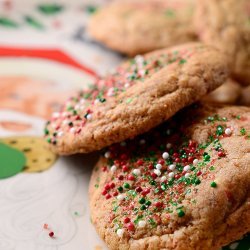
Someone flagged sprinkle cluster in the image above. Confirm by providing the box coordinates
[94,111,246,238]
[44,47,198,145]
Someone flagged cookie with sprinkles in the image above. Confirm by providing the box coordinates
[89,103,250,250]
[88,0,197,56]
[45,43,229,155]
[194,0,250,85]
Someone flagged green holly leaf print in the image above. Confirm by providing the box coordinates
[24,16,44,30]
[0,17,19,28]
[38,4,64,15]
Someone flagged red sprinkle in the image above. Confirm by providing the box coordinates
[105,194,111,199]
[101,189,107,196]
[122,165,129,172]
[127,175,135,181]
[49,231,54,238]
[137,159,144,166]
[110,182,115,189]
[135,186,142,192]
[127,222,135,231]
[124,217,130,223]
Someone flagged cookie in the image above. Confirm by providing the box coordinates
[89,103,250,250]
[88,0,197,56]
[239,85,250,106]
[194,0,250,85]
[45,43,229,155]
[0,137,57,173]
[204,79,242,105]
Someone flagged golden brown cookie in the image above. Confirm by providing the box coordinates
[194,0,250,85]
[204,79,242,105]
[88,0,197,56]
[45,43,229,155]
[89,103,250,250]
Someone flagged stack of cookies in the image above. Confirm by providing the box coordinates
[45,1,250,249]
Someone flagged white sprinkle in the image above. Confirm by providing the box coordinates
[133,169,141,175]
[162,152,169,159]
[117,229,124,237]
[156,164,162,170]
[86,114,92,120]
[104,151,111,158]
[117,194,125,201]
[62,120,69,125]
[70,127,76,133]
[138,220,146,228]
[166,143,172,149]
[62,112,68,118]
[110,165,117,172]
[160,176,167,182]
[168,172,175,178]
[139,139,146,145]
[74,104,80,110]
[124,83,130,88]
[185,173,190,178]
[229,242,239,250]
[183,165,190,172]
[52,112,60,118]
[120,141,126,146]
[154,169,161,176]
[135,55,144,64]
[79,105,85,111]
[57,131,64,137]
[168,164,176,171]
[166,129,171,135]
[139,69,146,76]
[225,128,232,135]
[79,99,85,104]
[94,99,100,105]
[193,159,199,165]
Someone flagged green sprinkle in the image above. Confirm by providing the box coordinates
[240,128,246,135]
[210,181,217,188]
[150,180,156,186]
[179,59,187,65]
[203,153,210,162]
[165,9,175,17]
[216,125,224,136]
[126,98,133,104]
[209,166,215,171]
[194,178,201,185]
[145,200,151,206]
[139,197,146,204]
[236,115,241,120]
[94,184,99,188]
[123,183,130,189]
[117,186,123,192]
[140,205,147,210]
[47,138,51,143]
[161,183,167,191]
[44,128,49,135]
[177,209,185,217]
